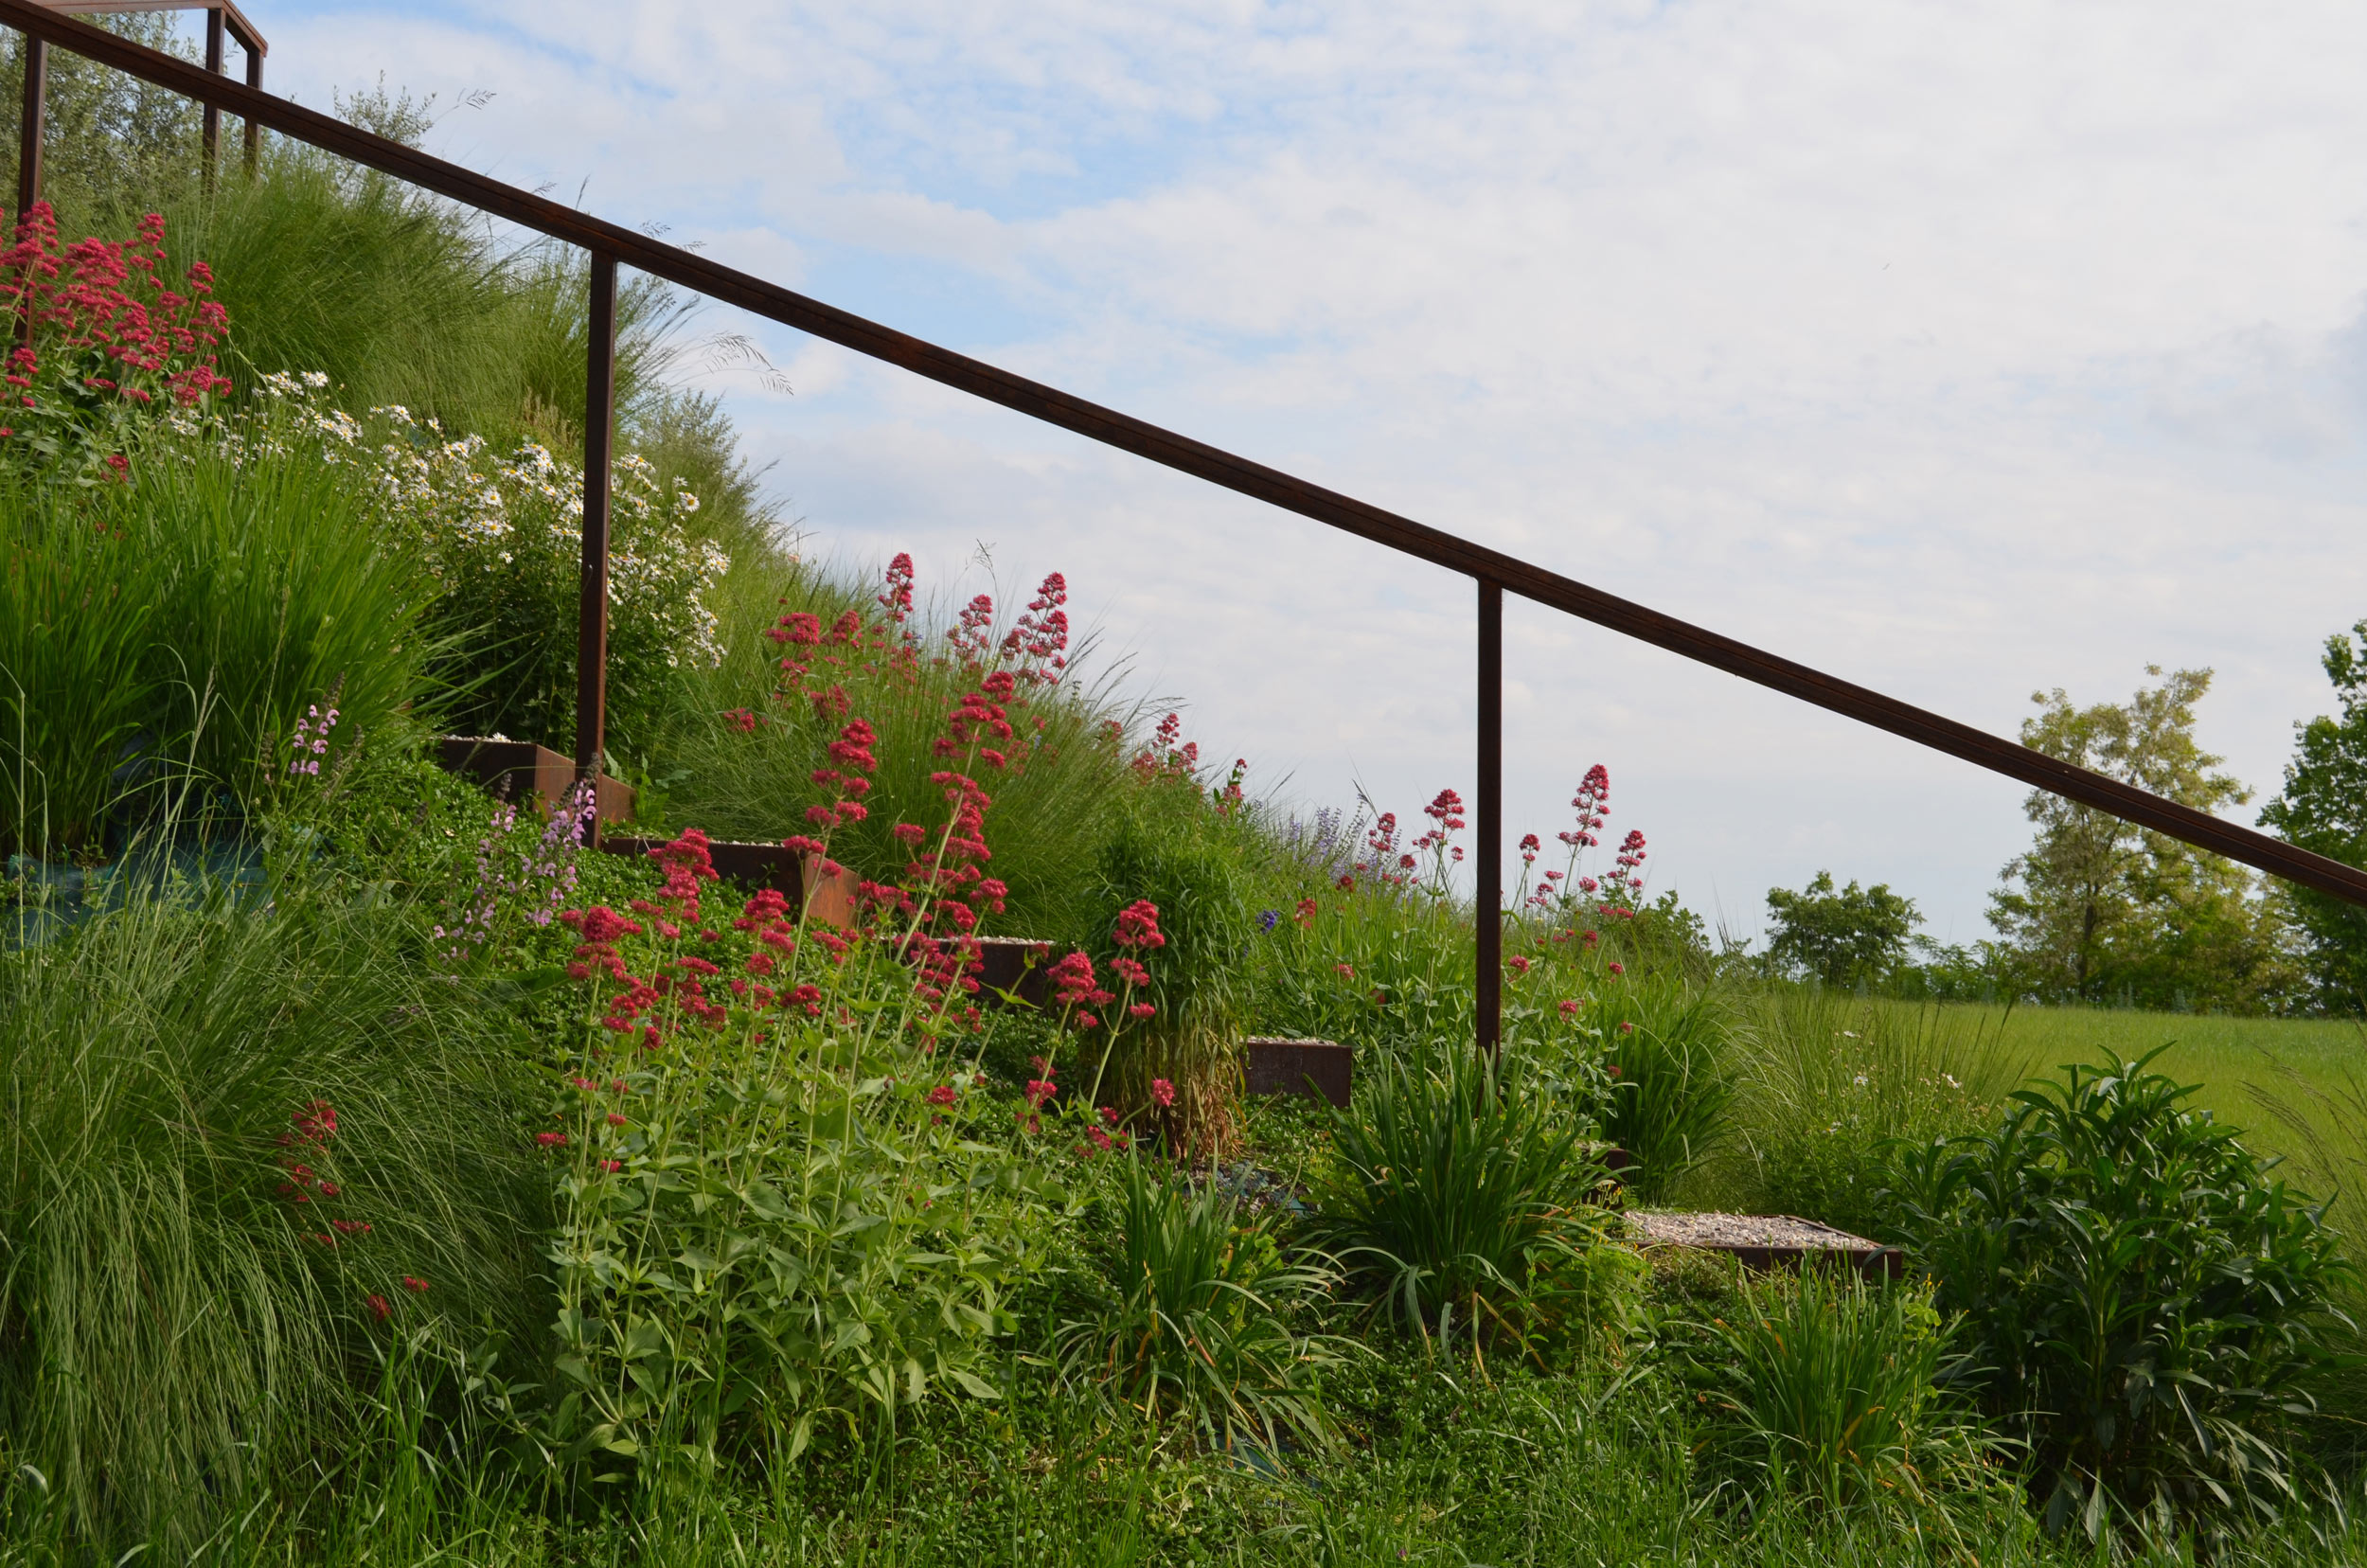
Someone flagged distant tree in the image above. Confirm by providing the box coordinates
[2259,623,2367,1014]
[1988,667,2298,1011]
[1763,871,1921,989]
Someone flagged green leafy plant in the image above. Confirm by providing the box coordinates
[1307,1043,1616,1359]
[1057,1154,1342,1453]
[1890,1048,2354,1541]
[1690,1266,2005,1521]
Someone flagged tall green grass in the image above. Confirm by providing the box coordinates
[1,444,431,859]
[107,150,687,452]
[0,880,547,1553]
[1698,989,2022,1237]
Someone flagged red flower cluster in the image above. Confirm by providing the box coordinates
[878,552,916,625]
[806,717,878,829]
[1000,571,1069,685]
[940,592,998,664]
[1131,712,1201,779]
[1113,900,1166,951]
[0,204,232,421]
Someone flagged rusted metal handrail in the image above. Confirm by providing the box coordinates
[7,0,2365,1060]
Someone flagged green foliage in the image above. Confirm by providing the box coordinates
[1586,981,1734,1203]
[1073,795,1258,1149]
[1763,870,1922,989]
[0,882,545,1553]
[0,23,203,234]
[538,843,1059,1482]
[2,440,427,858]
[1990,667,2298,1012]
[1706,989,2013,1239]
[1891,1048,2353,1541]
[1689,1268,2005,1521]
[666,568,1137,938]
[1308,1044,1618,1356]
[1056,1155,1342,1452]
[2260,620,2367,1014]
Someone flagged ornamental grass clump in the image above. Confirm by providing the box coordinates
[1582,981,1734,1203]
[1058,1154,1344,1454]
[1073,787,1259,1156]
[1308,1044,1620,1361]
[2,423,429,859]
[0,882,546,1555]
[1890,1048,2353,1544]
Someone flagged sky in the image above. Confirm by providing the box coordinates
[200,1,2367,946]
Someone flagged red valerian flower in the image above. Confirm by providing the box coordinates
[600,1159,624,1173]
[1113,900,1166,950]
[401,1276,430,1293]
[536,1131,568,1148]
[928,1084,958,1106]
[1150,1078,1176,1108]
[1607,961,1626,976]
[366,1293,391,1322]
[1557,999,1581,1018]
[1506,954,1532,975]
[1129,1003,1155,1020]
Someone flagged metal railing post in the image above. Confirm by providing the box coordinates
[241,41,258,173]
[15,32,40,350]
[1476,579,1503,1060]
[576,251,618,835]
[15,32,40,221]
[200,7,222,183]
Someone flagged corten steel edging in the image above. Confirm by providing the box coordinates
[9,0,2367,914]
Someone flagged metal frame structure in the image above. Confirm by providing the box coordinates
[5,0,2363,1057]
[14,0,264,224]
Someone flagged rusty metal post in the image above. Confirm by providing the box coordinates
[576,252,618,832]
[241,41,258,173]
[15,33,41,350]
[15,33,41,221]
[201,7,222,182]
[1476,579,1503,1061]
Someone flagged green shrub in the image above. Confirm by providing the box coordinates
[1308,1044,1618,1358]
[1689,1267,2005,1521]
[1057,1155,1342,1452]
[0,883,545,1553]
[537,829,1066,1480]
[1891,1048,2353,1541]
